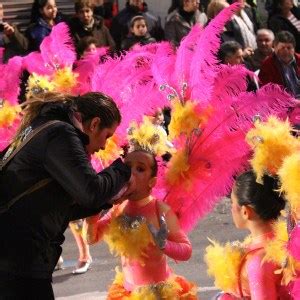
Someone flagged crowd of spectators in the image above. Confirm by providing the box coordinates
[0,0,300,100]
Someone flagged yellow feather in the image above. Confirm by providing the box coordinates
[168,99,212,140]
[278,153,300,211]
[0,102,21,127]
[103,215,154,265]
[165,148,190,187]
[246,117,299,182]
[128,117,170,156]
[52,67,78,93]
[26,73,55,99]
[263,220,288,265]
[204,239,244,293]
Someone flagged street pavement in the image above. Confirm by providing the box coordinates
[53,198,248,300]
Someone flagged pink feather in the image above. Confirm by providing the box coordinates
[40,22,76,70]
[189,3,240,102]
[288,224,300,260]
[0,56,24,104]
[73,47,108,95]
[23,23,76,76]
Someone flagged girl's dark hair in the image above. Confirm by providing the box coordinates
[30,0,54,23]
[16,92,121,140]
[234,170,285,221]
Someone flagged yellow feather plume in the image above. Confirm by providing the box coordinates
[0,102,21,127]
[263,220,288,265]
[52,67,78,93]
[93,135,122,167]
[278,153,300,211]
[168,99,212,140]
[26,73,55,99]
[103,215,154,264]
[246,117,299,183]
[204,239,244,293]
[165,148,190,187]
[128,117,170,156]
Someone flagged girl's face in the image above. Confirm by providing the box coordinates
[40,0,57,21]
[84,43,97,55]
[131,19,147,37]
[124,151,156,201]
[153,108,164,126]
[231,187,246,229]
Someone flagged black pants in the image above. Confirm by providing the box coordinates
[0,272,54,300]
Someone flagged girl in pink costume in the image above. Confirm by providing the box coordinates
[206,170,291,300]
[84,149,197,299]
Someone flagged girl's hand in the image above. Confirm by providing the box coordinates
[147,214,168,249]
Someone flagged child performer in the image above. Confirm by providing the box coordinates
[205,117,298,300]
[83,123,197,299]
[206,170,290,300]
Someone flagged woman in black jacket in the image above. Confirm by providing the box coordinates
[0,92,133,299]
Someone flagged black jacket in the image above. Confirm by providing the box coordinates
[0,102,131,279]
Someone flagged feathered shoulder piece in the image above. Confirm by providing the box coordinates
[204,238,247,294]
[246,116,299,183]
[127,117,170,156]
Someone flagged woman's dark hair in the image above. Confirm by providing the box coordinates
[30,0,55,23]
[234,170,285,221]
[74,92,121,129]
[16,92,121,140]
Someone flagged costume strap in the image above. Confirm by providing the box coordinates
[237,246,264,298]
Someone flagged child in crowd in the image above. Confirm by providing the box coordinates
[77,36,98,58]
[121,16,156,51]
[83,124,197,299]
[26,0,65,51]
[68,0,115,55]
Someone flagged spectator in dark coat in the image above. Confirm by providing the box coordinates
[0,4,28,62]
[110,0,164,50]
[165,0,208,47]
[121,15,156,50]
[259,31,300,98]
[245,28,275,71]
[26,0,66,52]
[268,0,300,52]
[68,0,115,56]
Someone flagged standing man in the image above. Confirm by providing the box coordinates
[245,28,274,71]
